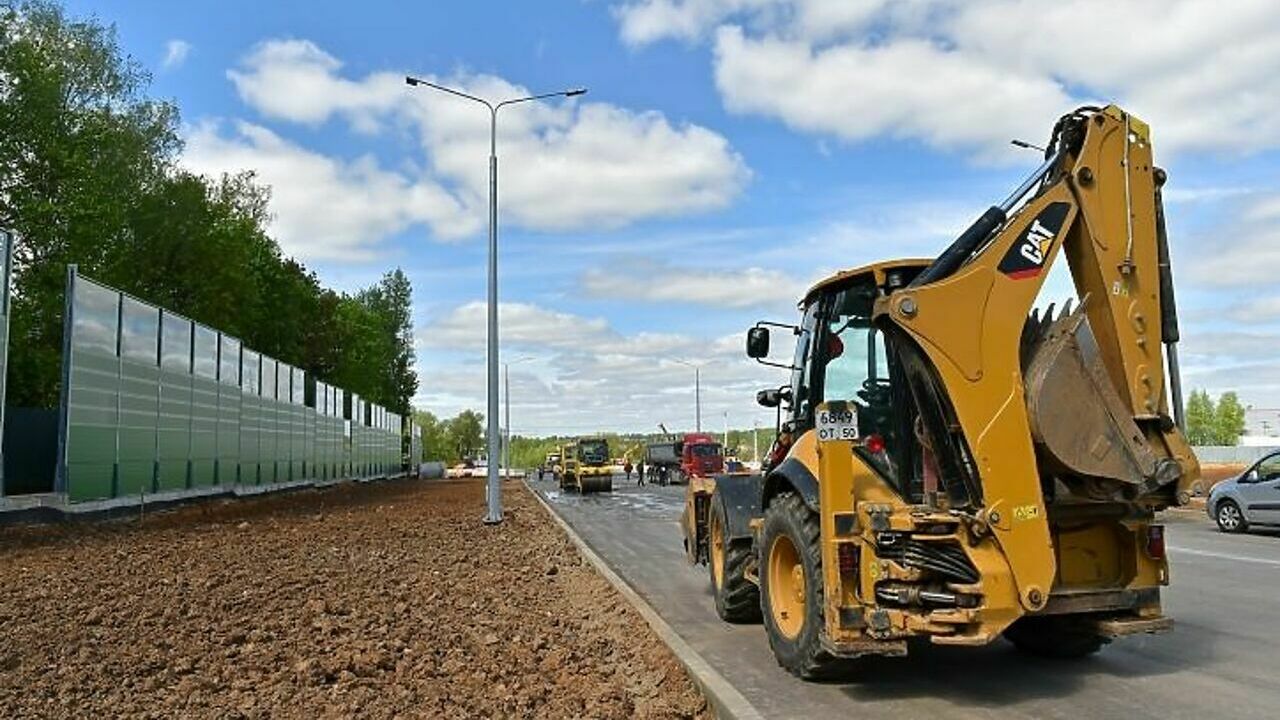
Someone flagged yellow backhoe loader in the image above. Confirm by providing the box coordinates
[693,105,1201,678]
[559,437,613,494]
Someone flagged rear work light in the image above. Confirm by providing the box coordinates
[1145,525,1166,560]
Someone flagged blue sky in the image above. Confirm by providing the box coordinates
[78,0,1280,435]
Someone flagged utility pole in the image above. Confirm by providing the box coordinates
[696,367,701,432]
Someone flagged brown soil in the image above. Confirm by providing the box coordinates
[0,480,708,719]
[1200,463,1246,486]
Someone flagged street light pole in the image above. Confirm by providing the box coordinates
[502,355,534,477]
[503,361,509,479]
[406,76,585,525]
[695,367,701,432]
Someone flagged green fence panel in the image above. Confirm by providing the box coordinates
[370,404,378,476]
[301,371,310,480]
[156,311,192,492]
[352,394,364,478]
[117,296,160,496]
[319,382,331,480]
[239,350,261,485]
[334,387,346,479]
[217,335,241,484]
[0,232,12,490]
[190,324,219,487]
[273,361,287,481]
[261,357,278,483]
[61,272,121,501]
[53,270,384,502]
[277,361,290,482]
[291,367,305,480]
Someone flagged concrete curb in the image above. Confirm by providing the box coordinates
[524,481,765,720]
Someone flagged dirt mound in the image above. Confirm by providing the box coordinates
[0,479,708,719]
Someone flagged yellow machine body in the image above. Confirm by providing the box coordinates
[712,106,1198,673]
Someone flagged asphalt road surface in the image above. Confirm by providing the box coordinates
[529,475,1280,720]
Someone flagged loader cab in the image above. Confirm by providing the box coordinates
[748,259,978,506]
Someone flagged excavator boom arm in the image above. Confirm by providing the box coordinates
[876,105,1200,611]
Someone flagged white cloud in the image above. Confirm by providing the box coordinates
[615,0,1280,158]
[420,301,614,351]
[1186,192,1280,287]
[162,39,192,70]
[713,27,1067,158]
[222,39,749,237]
[415,300,783,434]
[1224,297,1280,325]
[582,261,802,308]
[228,40,403,132]
[183,120,476,261]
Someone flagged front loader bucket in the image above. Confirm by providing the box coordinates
[1022,302,1180,498]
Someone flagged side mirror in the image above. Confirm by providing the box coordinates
[1245,469,1261,483]
[746,326,770,358]
[757,388,781,408]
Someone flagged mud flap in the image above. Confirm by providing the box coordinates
[712,473,765,542]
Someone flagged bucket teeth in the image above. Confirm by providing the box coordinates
[1020,297,1088,370]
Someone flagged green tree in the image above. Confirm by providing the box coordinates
[1213,392,1246,446]
[447,410,484,462]
[356,269,416,414]
[413,410,449,462]
[1184,389,1216,446]
[1,0,178,406]
[0,1,419,412]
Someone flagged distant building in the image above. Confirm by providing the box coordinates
[1245,408,1280,437]
[1241,407,1280,447]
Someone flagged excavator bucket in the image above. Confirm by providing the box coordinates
[1021,301,1180,499]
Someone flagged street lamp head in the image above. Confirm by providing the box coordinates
[564,88,588,97]
[405,76,421,86]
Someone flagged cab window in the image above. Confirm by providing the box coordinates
[815,284,899,482]
[789,302,821,428]
[1257,455,1280,481]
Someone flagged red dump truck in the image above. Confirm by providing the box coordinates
[645,432,724,485]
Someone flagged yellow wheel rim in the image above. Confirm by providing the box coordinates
[710,510,725,589]
[767,534,805,639]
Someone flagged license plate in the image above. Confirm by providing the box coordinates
[817,406,859,442]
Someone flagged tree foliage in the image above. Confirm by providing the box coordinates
[1213,392,1246,446]
[1184,389,1216,446]
[0,2,416,412]
[1185,389,1247,446]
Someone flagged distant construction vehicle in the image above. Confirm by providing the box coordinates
[559,438,613,494]
[537,452,560,481]
[685,105,1201,678]
[646,432,724,485]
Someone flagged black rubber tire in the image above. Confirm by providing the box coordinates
[1214,499,1248,533]
[760,491,845,679]
[709,499,762,624]
[1004,616,1108,658]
